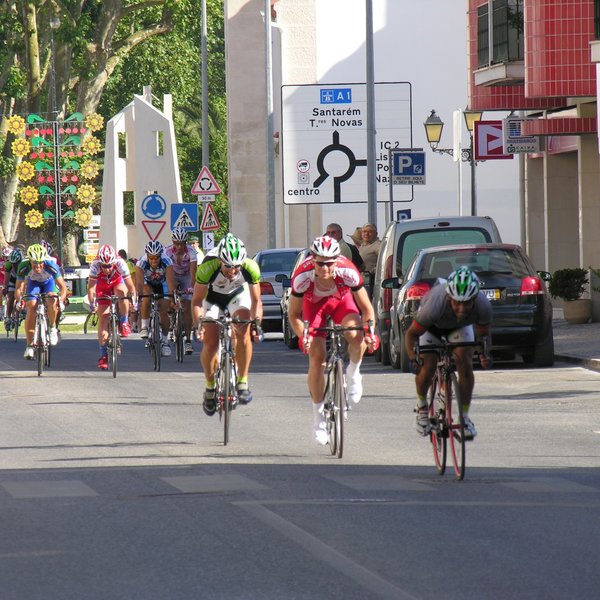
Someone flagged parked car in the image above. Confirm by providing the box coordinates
[382,243,554,371]
[280,248,310,348]
[371,216,503,365]
[253,248,303,333]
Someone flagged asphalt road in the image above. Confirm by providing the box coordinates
[1,332,599,599]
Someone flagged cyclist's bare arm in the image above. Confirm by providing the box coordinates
[405,320,425,363]
[191,283,208,329]
[288,294,305,340]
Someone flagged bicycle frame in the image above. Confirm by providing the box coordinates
[96,295,125,378]
[28,293,52,376]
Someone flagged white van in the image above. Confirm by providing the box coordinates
[372,216,503,365]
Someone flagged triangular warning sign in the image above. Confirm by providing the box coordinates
[173,207,195,228]
[142,220,166,241]
[200,204,220,231]
[191,166,221,195]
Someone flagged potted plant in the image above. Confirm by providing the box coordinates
[548,268,591,324]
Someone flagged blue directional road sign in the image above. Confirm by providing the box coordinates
[142,193,167,219]
[391,150,426,185]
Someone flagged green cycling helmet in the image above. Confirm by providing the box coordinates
[218,233,247,267]
[446,266,480,302]
[27,243,49,263]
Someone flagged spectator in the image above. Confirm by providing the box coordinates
[188,235,204,260]
[358,223,381,297]
[348,227,363,248]
[325,223,364,271]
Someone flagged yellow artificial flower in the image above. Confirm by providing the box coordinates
[7,115,26,135]
[82,135,102,155]
[25,209,44,228]
[20,185,39,206]
[16,161,35,181]
[85,113,104,132]
[74,207,93,227]
[11,138,31,158]
[77,184,96,204]
[80,160,100,179]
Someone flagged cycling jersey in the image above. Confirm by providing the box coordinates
[137,254,173,285]
[89,257,131,285]
[164,244,198,277]
[196,256,260,308]
[413,283,492,337]
[17,258,62,283]
[291,255,363,302]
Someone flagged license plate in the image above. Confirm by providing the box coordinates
[483,289,500,300]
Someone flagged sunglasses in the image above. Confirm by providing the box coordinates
[314,260,336,267]
[222,264,241,270]
[100,263,113,269]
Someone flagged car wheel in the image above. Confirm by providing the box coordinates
[523,327,555,367]
[388,326,402,369]
[381,326,391,366]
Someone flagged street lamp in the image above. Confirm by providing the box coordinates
[423,109,483,216]
[49,16,63,264]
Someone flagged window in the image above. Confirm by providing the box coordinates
[595,0,600,39]
[118,132,127,158]
[123,191,134,225]
[477,0,523,68]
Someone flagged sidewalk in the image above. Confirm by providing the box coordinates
[552,309,600,371]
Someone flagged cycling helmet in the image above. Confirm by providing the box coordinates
[97,244,116,266]
[446,266,480,302]
[171,227,188,242]
[27,243,49,263]
[217,234,247,267]
[40,239,53,254]
[145,240,164,256]
[310,236,340,259]
[9,248,23,264]
[1,246,12,259]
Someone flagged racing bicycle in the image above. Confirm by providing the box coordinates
[169,290,185,363]
[140,293,171,371]
[96,295,129,378]
[416,337,488,481]
[27,293,53,376]
[305,318,363,458]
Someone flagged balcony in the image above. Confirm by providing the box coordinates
[474,61,525,86]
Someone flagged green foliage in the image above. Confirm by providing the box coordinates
[548,268,588,301]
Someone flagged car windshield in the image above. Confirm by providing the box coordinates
[419,248,531,279]
[258,251,299,274]
[397,228,492,275]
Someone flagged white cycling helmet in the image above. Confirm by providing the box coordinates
[310,236,340,258]
[217,234,247,267]
[171,227,188,242]
[446,266,480,302]
[145,240,164,256]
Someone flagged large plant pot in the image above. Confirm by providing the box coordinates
[563,299,592,324]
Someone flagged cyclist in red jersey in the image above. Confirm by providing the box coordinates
[288,236,379,445]
[87,244,136,370]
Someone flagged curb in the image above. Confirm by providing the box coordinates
[554,353,600,372]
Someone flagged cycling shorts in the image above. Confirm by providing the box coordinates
[26,277,57,297]
[419,324,474,346]
[174,272,193,300]
[302,293,359,339]
[146,280,169,296]
[96,277,126,306]
[202,285,251,319]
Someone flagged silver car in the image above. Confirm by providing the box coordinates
[253,248,303,333]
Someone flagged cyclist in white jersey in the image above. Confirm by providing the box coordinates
[164,227,202,355]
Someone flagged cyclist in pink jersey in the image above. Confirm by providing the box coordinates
[164,227,201,355]
[288,236,379,445]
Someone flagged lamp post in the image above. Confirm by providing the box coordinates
[49,16,63,264]
[424,109,482,216]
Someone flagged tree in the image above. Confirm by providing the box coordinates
[0,1,180,261]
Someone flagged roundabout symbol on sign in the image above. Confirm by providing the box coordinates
[142,194,167,219]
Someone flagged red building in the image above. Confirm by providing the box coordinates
[467,0,600,280]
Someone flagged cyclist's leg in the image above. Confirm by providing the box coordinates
[177,273,194,343]
[200,302,220,415]
[228,289,254,403]
[414,330,439,435]
[96,305,111,370]
[335,295,365,403]
[449,325,476,437]
[114,282,131,336]
[23,280,40,355]
[308,336,328,445]
[139,283,153,337]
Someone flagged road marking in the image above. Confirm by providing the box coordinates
[1,480,98,498]
[325,474,435,492]
[162,474,268,493]
[236,501,420,600]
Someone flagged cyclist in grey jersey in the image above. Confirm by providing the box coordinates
[192,234,263,414]
[405,266,492,439]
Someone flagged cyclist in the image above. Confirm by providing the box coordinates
[14,244,68,359]
[0,246,11,323]
[191,233,263,415]
[404,266,493,439]
[135,240,177,357]
[164,227,203,355]
[87,244,137,370]
[287,236,379,445]
[3,248,24,332]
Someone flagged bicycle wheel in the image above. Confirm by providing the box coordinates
[323,368,337,455]
[13,312,20,343]
[35,314,45,376]
[175,308,184,363]
[333,358,345,458]
[110,313,118,378]
[152,312,161,371]
[447,372,466,480]
[222,356,233,445]
[428,372,446,475]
